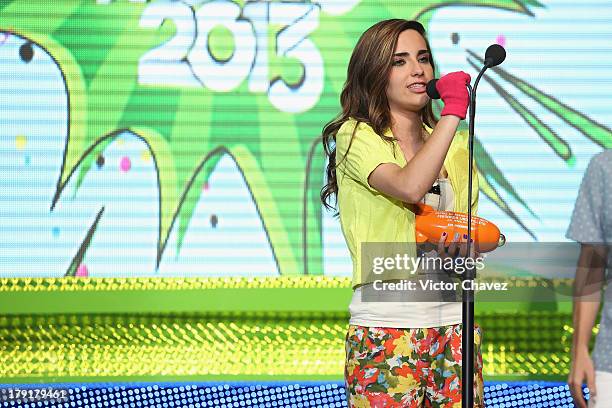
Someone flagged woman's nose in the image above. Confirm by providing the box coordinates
[411,61,424,76]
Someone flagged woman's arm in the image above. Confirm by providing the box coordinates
[368,71,471,203]
[368,115,460,203]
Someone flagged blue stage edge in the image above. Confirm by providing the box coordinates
[0,381,590,407]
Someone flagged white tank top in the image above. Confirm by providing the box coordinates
[348,179,462,328]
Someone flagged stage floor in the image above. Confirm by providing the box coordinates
[0,381,589,407]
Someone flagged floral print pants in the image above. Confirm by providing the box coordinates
[344,324,485,407]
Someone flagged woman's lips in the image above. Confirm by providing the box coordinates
[407,83,426,93]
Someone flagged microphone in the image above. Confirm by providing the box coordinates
[484,44,506,67]
[426,44,505,101]
[426,79,440,99]
[461,42,505,408]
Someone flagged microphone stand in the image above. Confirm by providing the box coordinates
[462,65,489,408]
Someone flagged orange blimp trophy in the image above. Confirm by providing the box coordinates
[414,203,505,253]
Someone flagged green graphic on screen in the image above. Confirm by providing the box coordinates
[0,0,610,277]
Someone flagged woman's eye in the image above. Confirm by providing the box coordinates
[419,56,430,63]
[392,59,404,66]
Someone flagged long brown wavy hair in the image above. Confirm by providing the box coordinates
[320,19,438,214]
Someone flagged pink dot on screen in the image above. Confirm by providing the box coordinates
[120,156,131,172]
[496,35,506,48]
[76,264,88,277]
[203,182,209,191]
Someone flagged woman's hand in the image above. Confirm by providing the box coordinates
[435,71,471,120]
[437,230,478,264]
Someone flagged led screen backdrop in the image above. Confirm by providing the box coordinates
[0,0,610,278]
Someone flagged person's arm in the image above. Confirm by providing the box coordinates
[368,71,470,203]
[368,115,459,203]
[568,243,607,408]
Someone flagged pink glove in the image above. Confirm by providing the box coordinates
[436,71,471,120]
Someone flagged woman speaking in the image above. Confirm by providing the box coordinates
[321,19,484,407]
